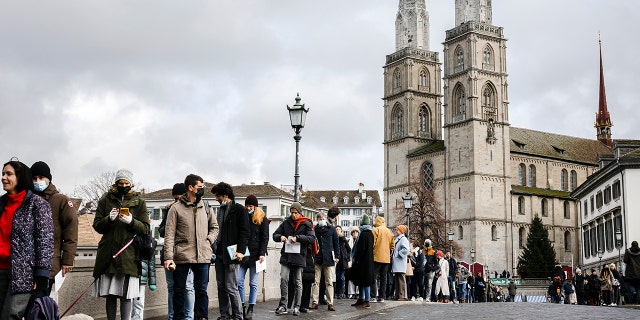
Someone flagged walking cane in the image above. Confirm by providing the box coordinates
[60,235,138,318]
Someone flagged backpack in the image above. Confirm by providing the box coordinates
[425,251,437,272]
[26,296,60,320]
[134,232,158,261]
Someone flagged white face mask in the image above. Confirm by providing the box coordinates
[33,180,48,192]
[248,209,255,214]
[318,220,327,227]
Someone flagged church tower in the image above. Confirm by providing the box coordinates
[383,0,442,218]
[595,38,613,147]
[442,0,512,266]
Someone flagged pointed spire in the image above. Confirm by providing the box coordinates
[595,33,613,148]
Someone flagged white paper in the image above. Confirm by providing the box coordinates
[54,270,65,292]
[256,259,267,273]
[284,242,301,253]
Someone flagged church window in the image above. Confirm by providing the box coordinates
[418,105,431,138]
[563,201,570,219]
[518,163,526,186]
[393,68,402,89]
[560,169,568,191]
[458,226,464,240]
[453,84,466,121]
[519,227,525,249]
[482,83,497,121]
[454,46,464,72]
[422,161,434,190]
[528,165,536,187]
[570,170,577,191]
[391,104,404,139]
[564,231,571,251]
[483,45,494,70]
[517,196,525,215]
[419,68,430,90]
[541,199,548,217]
[491,225,497,241]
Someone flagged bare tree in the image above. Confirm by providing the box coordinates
[72,171,116,212]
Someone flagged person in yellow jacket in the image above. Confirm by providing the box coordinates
[371,216,395,302]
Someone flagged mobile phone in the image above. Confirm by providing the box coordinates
[120,208,130,216]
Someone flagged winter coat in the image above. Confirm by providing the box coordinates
[35,183,78,279]
[93,188,149,278]
[587,274,601,292]
[574,273,585,292]
[458,265,470,284]
[351,228,374,287]
[507,281,517,295]
[164,195,219,265]
[314,224,339,266]
[475,276,486,292]
[423,247,438,273]
[245,208,269,262]
[214,201,250,265]
[273,216,316,268]
[139,258,157,286]
[561,281,574,294]
[448,257,458,278]
[413,249,425,273]
[0,191,54,293]
[624,245,640,280]
[372,217,394,263]
[336,236,351,270]
[391,234,409,273]
[435,257,450,295]
[302,246,316,282]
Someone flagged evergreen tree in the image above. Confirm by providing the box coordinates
[517,215,557,278]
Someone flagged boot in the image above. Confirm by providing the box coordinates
[351,299,364,307]
[461,298,466,303]
[358,301,371,309]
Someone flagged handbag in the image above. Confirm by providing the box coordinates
[612,278,620,286]
[406,258,414,276]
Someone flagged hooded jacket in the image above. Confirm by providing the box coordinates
[35,183,78,279]
[624,244,640,280]
[372,216,395,263]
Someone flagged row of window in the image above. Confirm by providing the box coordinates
[391,104,433,139]
[517,227,572,252]
[319,195,373,205]
[517,164,577,192]
[452,82,496,122]
[393,67,431,91]
[454,44,495,72]
[583,214,623,258]
[582,180,621,216]
[516,196,571,219]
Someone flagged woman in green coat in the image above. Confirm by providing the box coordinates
[92,169,149,320]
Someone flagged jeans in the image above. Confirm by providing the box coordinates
[372,262,390,299]
[336,267,346,298]
[312,265,335,305]
[411,271,424,298]
[173,263,210,320]
[424,271,435,300]
[238,261,259,305]
[458,282,467,301]
[359,286,371,301]
[448,276,456,301]
[627,279,640,304]
[216,262,242,319]
[279,265,303,308]
[166,268,195,320]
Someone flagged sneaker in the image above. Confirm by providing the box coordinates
[411,297,416,301]
[378,298,385,303]
[418,297,424,302]
[299,308,308,313]
[425,298,431,302]
[292,307,300,316]
[275,306,288,315]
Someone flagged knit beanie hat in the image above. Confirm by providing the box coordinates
[361,214,371,226]
[424,239,432,247]
[171,183,187,196]
[396,224,408,234]
[245,195,259,206]
[436,250,444,258]
[290,202,303,214]
[30,161,52,181]
[115,169,133,183]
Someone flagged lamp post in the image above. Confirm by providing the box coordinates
[448,229,454,255]
[615,228,622,267]
[287,93,309,202]
[402,192,413,240]
[597,247,604,271]
[470,248,476,304]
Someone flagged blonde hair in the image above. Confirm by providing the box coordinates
[252,207,266,225]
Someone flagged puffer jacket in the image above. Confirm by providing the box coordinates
[93,188,149,278]
[164,194,219,264]
[624,244,640,280]
[372,216,395,263]
[139,258,157,286]
[0,191,54,293]
[35,183,78,279]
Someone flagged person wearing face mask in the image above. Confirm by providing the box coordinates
[164,174,219,320]
[30,161,78,300]
[236,195,269,320]
[210,182,250,320]
[310,212,340,311]
[93,169,150,320]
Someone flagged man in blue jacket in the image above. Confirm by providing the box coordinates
[310,212,339,311]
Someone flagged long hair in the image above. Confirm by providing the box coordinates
[252,207,266,225]
[3,160,33,193]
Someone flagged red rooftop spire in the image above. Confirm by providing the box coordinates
[595,34,613,148]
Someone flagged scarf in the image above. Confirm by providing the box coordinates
[292,216,318,254]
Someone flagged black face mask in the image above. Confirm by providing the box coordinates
[195,187,205,198]
[117,186,131,195]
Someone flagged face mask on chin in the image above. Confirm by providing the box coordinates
[248,209,255,214]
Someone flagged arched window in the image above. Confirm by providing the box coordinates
[563,201,570,219]
[564,231,571,251]
[491,225,497,241]
[518,163,526,186]
[518,196,525,215]
[570,170,577,191]
[481,83,496,120]
[519,227,525,248]
[418,105,431,138]
[458,225,464,240]
[453,83,466,120]
[422,161,434,190]
[454,46,464,71]
[393,68,401,89]
[528,165,536,187]
[561,169,568,191]
[483,44,494,69]
[541,198,548,217]
[419,67,430,90]
[391,104,403,139]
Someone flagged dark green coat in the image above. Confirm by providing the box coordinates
[93,188,149,278]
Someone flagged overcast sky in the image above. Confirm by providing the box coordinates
[1,0,638,199]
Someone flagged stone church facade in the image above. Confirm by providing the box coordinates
[383,0,614,275]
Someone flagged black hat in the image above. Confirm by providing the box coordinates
[245,195,259,206]
[30,161,52,181]
[171,183,187,196]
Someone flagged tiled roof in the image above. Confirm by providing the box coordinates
[77,214,101,247]
[302,190,383,208]
[142,182,293,201]
[510,127,613,164]
[408,140,446,157]
[621,147,640,160]
[511,185,571,199]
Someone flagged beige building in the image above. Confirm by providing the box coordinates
[383,0,629,275]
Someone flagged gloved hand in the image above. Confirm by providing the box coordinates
[149,284,157,291]
[119,212,133,224]
[34,276,49,298]
[109,208,118,221]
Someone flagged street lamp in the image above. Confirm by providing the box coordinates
[470,248,476,303]
[402,192,413,239]
[448,229,454,255]
[615,228,623,267]
[287,93,309,202]
[597,247,604,271]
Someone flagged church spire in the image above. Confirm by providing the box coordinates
[595,35,613,148]
[395,0,429,50]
